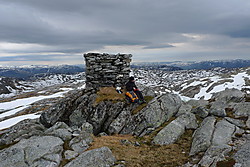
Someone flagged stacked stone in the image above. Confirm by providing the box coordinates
[84,53,132,88]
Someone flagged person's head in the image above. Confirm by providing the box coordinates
[129,76,135,82]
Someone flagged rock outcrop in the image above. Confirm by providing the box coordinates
[189,116,216,156]
[152,113,198,145]
[234,140,250,167]
[0,136,64,167]
[64,147,116,167]
[1,86,250,167]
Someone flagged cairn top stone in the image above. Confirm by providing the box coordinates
[84,53,132,88]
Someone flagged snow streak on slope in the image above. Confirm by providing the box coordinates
[194,72,250,100]
[0,113,40,130]
[0,88,73,130]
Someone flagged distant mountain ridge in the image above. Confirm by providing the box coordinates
[173,59,250,70]
[133,59,250,70]
[0,65,84,80]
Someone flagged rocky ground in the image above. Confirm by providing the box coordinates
[0,85,250,166]
[0,67,250,167]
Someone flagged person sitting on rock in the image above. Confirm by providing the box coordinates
[125,76,145,104]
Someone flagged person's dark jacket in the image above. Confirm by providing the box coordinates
[125,81,138,91]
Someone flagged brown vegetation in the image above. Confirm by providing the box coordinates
[216,157,236,167]
[95,87,126,104]
[88,130,193,167]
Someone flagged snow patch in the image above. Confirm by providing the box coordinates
[0,113,40,130]
[0,88,73,130]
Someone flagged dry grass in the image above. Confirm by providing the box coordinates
[88,130,193,167]
[216,157,236,167]
[95,87,126,104]
[246,95,250,102]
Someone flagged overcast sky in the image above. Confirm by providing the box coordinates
[0,0,250,66]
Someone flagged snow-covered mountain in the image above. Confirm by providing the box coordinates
[0,72,86,130]
[134,67,250,101]
[134,59,250,70]
[0,65,84,80]
[0,73,85,99]
[0,65,249,131]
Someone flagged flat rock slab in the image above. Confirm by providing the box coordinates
[247,117,250,129]
[212,119,236,146]
[234,140,250,167]
[225,117,246,128]
[189,116,216,155]
[64,147,116,167]
[152,113,197,145]
[211,88,244,103]
[233,102,250,117]
[0,136,64,167]
[198,144,232,167]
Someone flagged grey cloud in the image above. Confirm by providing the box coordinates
[0,54,68,62]
[0,0,250,65]
[143,44,175,49]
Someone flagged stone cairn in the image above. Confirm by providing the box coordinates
[84,53,132,88]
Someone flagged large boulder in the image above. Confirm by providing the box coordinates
[69,124,93,154]
[187,99,209,108]
[234,140,250,167]
[121,93,182,136]
[211,88,244,103]
[0,119,45,146]
[209,101,227,117]
[68,93,96,127]
[89,101,125,135]
[191,106,209,118]
[198,144,232,167]
[152,113,197,145]
[40,90,86,127]
[45,122,73,141]
[247,117,250,129]
[64,147,116,167]
[225,117,246,128]
[233,102,250,117]
[0,136,64,167]
[190,116,216,155]
[108,110,132,134]
[176,103,192,117]
[212,119,236,146]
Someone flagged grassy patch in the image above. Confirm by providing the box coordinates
[225,108,235,118]
[245,94,250,102]
[95,87,126,105]
[216,157,236,167]
[131,96,154,115]
[195,115,204,125]
[88,130,193,167]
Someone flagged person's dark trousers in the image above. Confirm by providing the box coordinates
[134,90,144,101]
